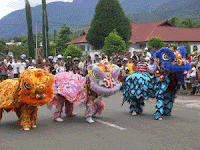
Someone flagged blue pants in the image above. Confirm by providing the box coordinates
[129,97,145,114]
[154,92,175,119]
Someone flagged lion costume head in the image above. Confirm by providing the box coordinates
[19,69,54,105]
[87,59,120,97]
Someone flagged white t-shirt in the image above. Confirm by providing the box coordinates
[190,67,197,77]
[18,62,27,74]
[13,62,19,74]
[78,61,85,74]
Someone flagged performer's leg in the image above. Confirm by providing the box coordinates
[65,100,74,116]
[20,104,31,130]
[0,108,3,121]
[94,100,105,116]
[86,100,95,123]
[52,95,65,121]
[138,97,145,114]
[163,95,175,116]
[154,98,164,120]
[129,97,141,115]
[14,107,21,121]
[29,106,38,128]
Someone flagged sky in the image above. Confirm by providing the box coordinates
[0,0,73,20]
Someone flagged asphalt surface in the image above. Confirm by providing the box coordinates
[0,90,199,150]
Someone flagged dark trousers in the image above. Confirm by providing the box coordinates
[14,74,19,78]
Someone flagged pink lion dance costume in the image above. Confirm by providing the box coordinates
[85,59,120,123]
[48,72,86,122]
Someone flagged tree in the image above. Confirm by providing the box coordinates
[147,37,166,50]
[53,28,57,42]
[42,0,49,57]
[168,16,180,26]
[154,20,159,22]
[63,44,82,60]
[102,29,126,57]
[86,0,132,50]
[55,23,72,54]
[180,19,194,28]
[0,38,6,55]
[25,0,35,58]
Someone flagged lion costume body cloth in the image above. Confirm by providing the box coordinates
[0,69,54,130]
[85,60,120,118]
[48,72,87,120]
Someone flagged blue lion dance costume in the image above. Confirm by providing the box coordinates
[122,46,191,120]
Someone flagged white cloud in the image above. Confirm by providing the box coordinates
[0,0,73,19]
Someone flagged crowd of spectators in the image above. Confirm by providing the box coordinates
[0,44,199,95]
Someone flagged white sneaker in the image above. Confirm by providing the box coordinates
[24,128,30,131]
[32,125,37,128]
[86,117,95,123]
[132,112,137,116]
[158,117,163,121]
[55,118,64,122]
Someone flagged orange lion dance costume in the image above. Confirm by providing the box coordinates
[0,69,54,130]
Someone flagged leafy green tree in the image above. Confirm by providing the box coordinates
[147,37,166,50]
[25,0,35,58]
[180,19,194,28]
[154,20,159,22]
[168,16,180,26]
[53,28,57,42]
[7,44,29,58]
[102,29,126,57]
[63,44,82,59]
[42,0,49,57]
[86,0,132,50]
[0,38,6,55]
[56,23,72,54]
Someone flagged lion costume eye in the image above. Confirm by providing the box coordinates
[23,82,30,90]
[162,52,171,61]
[92,71,100,79]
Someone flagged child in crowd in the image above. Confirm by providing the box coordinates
[56,61,66,74]
[68,66,74,74]
[73,66,80,74]
[28,62,36,70]
[43,61,50,72]
[1,62,7,80]
[7,65,14,79]
[188,64,197,95]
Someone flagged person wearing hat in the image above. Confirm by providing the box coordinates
[144,47,152,58]
[65,56,73,72]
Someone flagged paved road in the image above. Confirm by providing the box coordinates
[0,91,199,150]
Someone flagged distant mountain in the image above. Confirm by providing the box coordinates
[126,0,200,22]
[0,0,199,39]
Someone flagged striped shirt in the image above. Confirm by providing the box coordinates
[137,61,148,72]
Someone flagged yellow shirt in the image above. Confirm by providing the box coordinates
[126,63,135,76]
[191,50,199,60]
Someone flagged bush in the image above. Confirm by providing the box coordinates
[63,44,82,59]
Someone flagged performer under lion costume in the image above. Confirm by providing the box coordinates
[47,72,87,122]
[85,59,120,123]
[0,69,54,130]
[122,46,191,120]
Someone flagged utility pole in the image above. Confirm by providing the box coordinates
[44,11,48,58]
[36,20,38,59]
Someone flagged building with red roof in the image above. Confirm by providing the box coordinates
[129,20,200,52]
[67,20,200,54]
